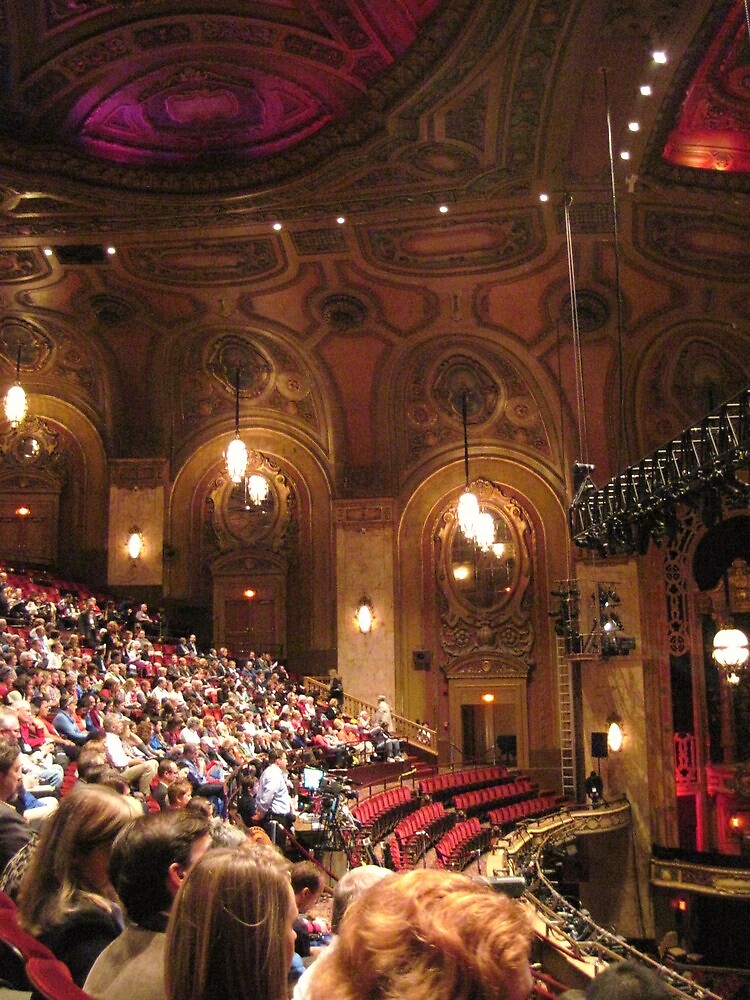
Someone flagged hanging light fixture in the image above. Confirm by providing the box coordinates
[457,390,480,540]
[474,510,496,552]
[4,346,27,429]
[225,366,248,484]
[712,513,749,682]
[246,472,269,507]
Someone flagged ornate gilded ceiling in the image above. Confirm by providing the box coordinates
[0,0,746,502]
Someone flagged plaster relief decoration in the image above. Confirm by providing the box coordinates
[0,318,53,375]
[435,480,534,672]
[635,205,750,281]
[0,249,50,283]
[362,212,544,274]
[120,238,283,285]
[179,333,318,433]
[0,417,66,489]
[203,455,296,564]
[637,330,748,456]
[404,349,549,469]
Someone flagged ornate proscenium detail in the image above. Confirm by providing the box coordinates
[569,388,750,556]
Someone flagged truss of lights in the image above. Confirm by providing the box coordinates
[569,389,750,556]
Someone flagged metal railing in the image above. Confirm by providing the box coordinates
[302,676,438,757]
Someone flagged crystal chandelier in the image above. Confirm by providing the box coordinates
[225,367,248,483]
[4,346,27,429]
[457,390,481,540]
[246,473,269,507]
[712,519,749,683]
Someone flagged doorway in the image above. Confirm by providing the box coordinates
[447,675,529,768]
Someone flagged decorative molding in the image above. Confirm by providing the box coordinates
[360,213,545,274]
[650,857,750,898]
[333,499,395,527]
[109,458,168,489]
[634,205,750,281]
[119,239,284,285]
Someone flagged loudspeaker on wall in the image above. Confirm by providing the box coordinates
[412,650,432,670]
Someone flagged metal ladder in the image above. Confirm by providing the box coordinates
[556,637,577,800]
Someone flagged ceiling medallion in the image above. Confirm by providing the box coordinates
[320,294,367,330]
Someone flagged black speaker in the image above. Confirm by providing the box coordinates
[412,649,432,670]
[591,731,608,758]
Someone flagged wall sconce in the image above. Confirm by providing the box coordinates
[355,596,374,634]
[607,714,623,752]
[127,528,143,561]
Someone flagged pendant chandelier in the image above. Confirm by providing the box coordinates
[225,367,249,483]
[457,390,481,540]
[224,366,270,508]
[4,346,27,429]
[712,518,749,683]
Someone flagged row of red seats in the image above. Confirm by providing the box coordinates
[453,778,534,813]
[488,794,562,825]
[0,888,91,999]
[434,816,489,870]
[351,785,412,827]
[394,801,446,846]
[418,765,507,798]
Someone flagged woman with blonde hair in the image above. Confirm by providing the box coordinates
[16,784,142,984]
[165,846,297,1000]
[307,868,533,1000]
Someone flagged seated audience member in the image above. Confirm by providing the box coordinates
[293,865,393,1000]
[306,868,532,1000]
[16,785,143,985]
[103,714,158,796]
[84,810,212,1000]
[167,778,193,811]
[151,757,181,811]
[586,961,672,1000]
[290,861,327,982]
[368,723,402,762]
[53,694,89,745]
[178,742,226,816]
[165,846,297,1000]
[0,739,32,870]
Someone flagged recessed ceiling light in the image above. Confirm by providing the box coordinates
[539,193,549,203]
[106,246,117,255]
[640,85,652,96]
[620,150,631,160]
[273,222,282,231]
[43,247,53,257]
[336,216,346,225]
[628,121,640,132]
[652,50,667,64]
[439,205,449,214]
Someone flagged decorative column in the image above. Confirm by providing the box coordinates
[108,460,168,587]
[334,499,396,707]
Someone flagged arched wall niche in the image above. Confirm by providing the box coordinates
[167,429,335,659]
[0,395,108,580]
[160,323,337,472]
[396,455,570,779]
[628,323,750,459]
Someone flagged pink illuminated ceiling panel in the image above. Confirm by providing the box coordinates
[663,0,750,173]
[36,2,445,167]
[75,66,335,165]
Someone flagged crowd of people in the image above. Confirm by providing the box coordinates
[0,578,679,1000]
[0,582,545,1000]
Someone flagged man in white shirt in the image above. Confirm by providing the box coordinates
[103,715,157,795]
[253,750,294,836]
